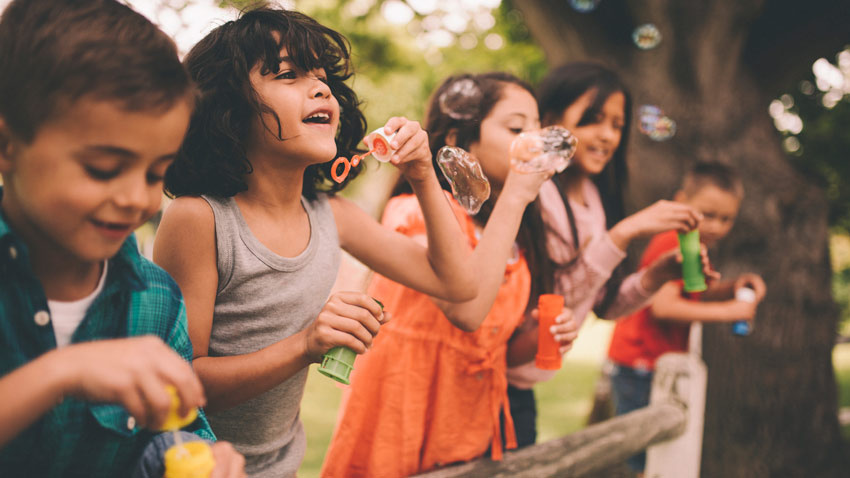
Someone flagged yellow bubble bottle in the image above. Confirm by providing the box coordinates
[160,386,215,478]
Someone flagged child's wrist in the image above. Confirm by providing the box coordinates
[40,349,74,404]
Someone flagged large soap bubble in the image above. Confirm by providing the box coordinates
[510,126,578,173]
[632,24,662,50]
[438,78,483,121]
[436,146,491,215]
[638,105,676,141]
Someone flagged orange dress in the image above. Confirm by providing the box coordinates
[321,194,531,478]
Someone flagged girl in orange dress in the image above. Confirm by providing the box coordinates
[321,72,580,478]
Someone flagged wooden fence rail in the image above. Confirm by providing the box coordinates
[414,401,686,478]
[415,353,705,478]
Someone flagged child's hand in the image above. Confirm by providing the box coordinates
[210,441,247,478]
[502,167,553,207]
[611,200,702,246]
[302,292,387,362]
[531,306,579,355]
[382,117,432,183]
[734,273,767,301]
[58,336,205,429]
[642,245,719,291]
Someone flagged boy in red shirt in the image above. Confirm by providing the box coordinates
[607,161,766,473]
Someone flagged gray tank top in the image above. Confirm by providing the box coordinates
[201,194,340,478]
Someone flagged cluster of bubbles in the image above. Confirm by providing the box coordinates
[438,78,483,120]
[569,0,601,13]
[510,126,578,173]
[436,146,491,215]
[632,24,661,50]
[638,105,677,141]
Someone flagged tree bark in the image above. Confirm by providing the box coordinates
[512,0,850,476]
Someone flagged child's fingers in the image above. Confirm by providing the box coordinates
[558,344,574,355]
[382,116,406,136]
[136,373,173,429]
[210,442,247,478]
[333,291,385,321]
[332,301,383,337]
[391,132,427,165]
[118,386,148,429]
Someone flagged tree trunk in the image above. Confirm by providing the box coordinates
[512,0,850,476]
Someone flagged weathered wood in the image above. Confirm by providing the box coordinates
[413,402,686,478]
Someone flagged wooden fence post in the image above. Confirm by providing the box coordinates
[645,352,707,478]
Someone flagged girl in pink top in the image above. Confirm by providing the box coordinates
[505,62,703,446]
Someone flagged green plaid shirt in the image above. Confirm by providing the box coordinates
[0,194,215,477]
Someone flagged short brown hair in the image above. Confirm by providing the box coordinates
[0,0,192,143]
[681,161,744,199]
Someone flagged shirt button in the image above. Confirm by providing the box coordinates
[476,372,484,380]
[8,246,17,260]
[34,310,50,326]
[491,327,500,335]
[126,416,136,430]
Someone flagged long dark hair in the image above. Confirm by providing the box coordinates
[165,6,366,199]
[537,62,632,316]
[395,72,553,303]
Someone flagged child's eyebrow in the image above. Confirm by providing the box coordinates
[74,145,138,160]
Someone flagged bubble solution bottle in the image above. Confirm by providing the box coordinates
[535,294,565,370]
[677,230,707,294]
[318,298,384,385]
[732,287,756,336]
[161,386,215,478]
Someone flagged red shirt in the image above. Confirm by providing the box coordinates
[607,230,691,370]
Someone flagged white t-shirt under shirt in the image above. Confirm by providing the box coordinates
[47,261,108,347]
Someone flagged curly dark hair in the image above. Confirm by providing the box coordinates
[165,6,367,199]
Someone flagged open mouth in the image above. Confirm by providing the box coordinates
[303,111,331,125]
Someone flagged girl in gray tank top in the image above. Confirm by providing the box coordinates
[155,7,476,477]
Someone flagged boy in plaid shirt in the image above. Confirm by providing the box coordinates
[0,0,243,476]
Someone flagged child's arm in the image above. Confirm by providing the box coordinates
[650,281,758,323]
[333,117,476,303]
[506,308,579,367]
[608,200,702,251]
[0,337,205,448]
[154,198,384,413]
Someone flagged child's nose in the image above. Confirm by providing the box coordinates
[114,177,154,211]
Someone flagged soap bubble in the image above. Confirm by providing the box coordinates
[438,78,483,120]
[436,146,491,215]
[638,105,676,141]
[569,0,601,13]
[632,24,661,50]
[510,126,578,173]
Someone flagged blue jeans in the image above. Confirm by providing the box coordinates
[131,431,209,478]
[610,363,653,472]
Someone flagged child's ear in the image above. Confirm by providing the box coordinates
[445,128,459,147]
[673,189,687,203]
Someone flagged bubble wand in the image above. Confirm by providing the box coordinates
[331,129,396,183]
[159,386,215,478]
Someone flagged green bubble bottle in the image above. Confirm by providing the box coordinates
[160,386,215,478]
[318,298,383,385]
[678,230,707,293]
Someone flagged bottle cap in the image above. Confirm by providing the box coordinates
[318,346,357,385]
[164,441,215,478]
[735,287,757,303]
[158,385,198,431]
[364,128,397,162]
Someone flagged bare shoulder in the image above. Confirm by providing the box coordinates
[160,196,214,229]
[154,196,216,263]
